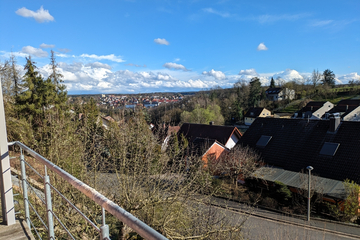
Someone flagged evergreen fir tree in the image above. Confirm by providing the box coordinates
[270,77,275,88]
[248,77,262,107]
[16,57,45,121]
[48,50,67,111]
[322,69,336,88]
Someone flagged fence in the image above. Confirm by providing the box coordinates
[7,141,168,240]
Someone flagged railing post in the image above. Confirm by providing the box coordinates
[44,166,55,239]
[0,79,15,225]
[20,148,30,229]
[100,207,109,240]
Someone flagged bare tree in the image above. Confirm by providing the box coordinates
[310,69,322,89]
[92,112,246,239]
[211,146,262,189]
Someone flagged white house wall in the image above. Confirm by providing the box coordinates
[225,133,239,149]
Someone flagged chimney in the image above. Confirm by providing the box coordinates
[329,114,340,132]
[209,121,214,125]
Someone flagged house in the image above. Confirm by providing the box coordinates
[323,99,360,121]
[178,123,242,150]
[177,123,242,168]
[101,116,116,129]
[265,87,295,101]
[190,138,229,169]
[294,101,334,119]
[244,107,271,126]
[238,116,360,184]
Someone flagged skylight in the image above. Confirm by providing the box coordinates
[256,135,272,148]
[320,142,340,156]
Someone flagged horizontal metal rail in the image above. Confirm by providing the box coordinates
[9,141,168,240]
[48,182,100,232]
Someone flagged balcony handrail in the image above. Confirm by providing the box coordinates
[8,141,168,240]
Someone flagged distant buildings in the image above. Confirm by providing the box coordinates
[244,107,271,126]
[265,87,295,101]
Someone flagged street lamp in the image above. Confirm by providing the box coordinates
[306,166,314,221]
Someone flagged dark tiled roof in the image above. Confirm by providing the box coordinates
[238,118,360,184]
[325,99,360,118]
[244,107,267,118]
[265,88,282,94]
[178,123,241,146]
[296,101,328,118]
[191,138,218,157]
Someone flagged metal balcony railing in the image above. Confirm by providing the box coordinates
[7,141,168,240]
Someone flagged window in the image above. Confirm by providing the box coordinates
[320,142,340,156]
[256,135,272,148]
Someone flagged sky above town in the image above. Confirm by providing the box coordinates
[1,0,359,94]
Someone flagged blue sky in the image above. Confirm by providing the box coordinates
[1,0,359,94]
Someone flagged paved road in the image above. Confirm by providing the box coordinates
[209,197,360,240]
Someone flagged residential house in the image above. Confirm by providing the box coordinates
[101,116,116,129]
[244,107,271,126]
[294,101,334,119]
[238,116,360,185]
[323,99,360,121]
[178,123,242,167]
[265,87,295,101]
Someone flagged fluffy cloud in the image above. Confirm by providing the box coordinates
[154,38,170,45]
[163,62,189,71]
[202,69,226,80]
[40,43,55,49]
[85,62,112,70]
[58,48,71,53]
[257,43,268,51]
[337,72,360,84]
[15,6,54,23]
[239,68,258,76]
[21,46,48,57]
[80,53,125,63]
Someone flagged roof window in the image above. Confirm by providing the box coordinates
[256,135,272,148]
[319,142,340,156]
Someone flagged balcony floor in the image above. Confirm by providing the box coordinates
[0,219,35,240]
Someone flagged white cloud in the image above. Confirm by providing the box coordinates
[338,72,360,84]
[163,62,189,71]
[85,62,112,70]
[203,8,231,18]
[174,58,181,62]
[21,46,48,57]
[15,6,54,23]
[154,38,170,45]
[239,68,258,76]
[202,69,226,80]
[40,43,55,49]
[80,53,125,63]
[257,43,268,51]
[58,48,71,53]
[311,20,333,27]
[125,63,146,68]
[256,13,309,24]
